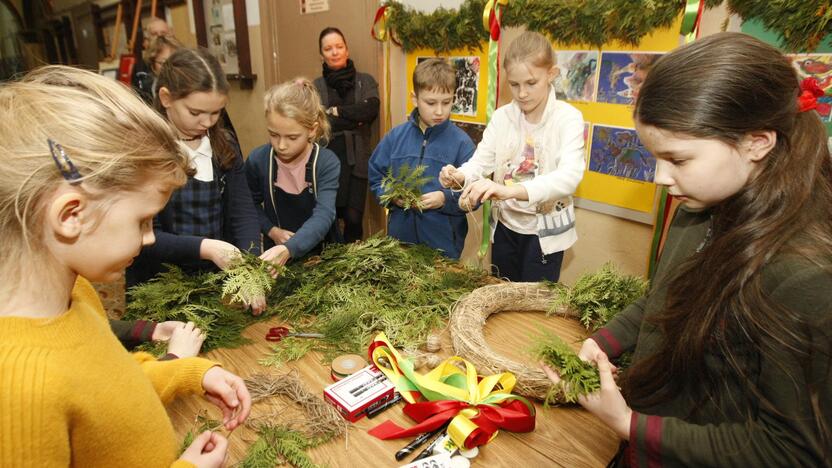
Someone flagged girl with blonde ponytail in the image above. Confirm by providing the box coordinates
[245,77,340,271]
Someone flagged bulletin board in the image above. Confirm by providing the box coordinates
[565,15,684,223]
[405,48,490,125]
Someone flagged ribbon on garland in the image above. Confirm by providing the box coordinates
[367,333,535,449]
[371,5,397,133]
[648,1,705,277]
[478,0,508,260]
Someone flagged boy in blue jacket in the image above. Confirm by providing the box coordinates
[369,58,476,259]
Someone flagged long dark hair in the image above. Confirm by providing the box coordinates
[153,47,236,170]
[631,32,831,457]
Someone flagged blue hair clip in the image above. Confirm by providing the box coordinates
[47,139,82,184]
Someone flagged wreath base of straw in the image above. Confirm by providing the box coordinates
[449,282,579,402]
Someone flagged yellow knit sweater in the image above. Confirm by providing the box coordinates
[0,277,217,467]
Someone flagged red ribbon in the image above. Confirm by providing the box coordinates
[368,399,535,449]
[798,77,825,113]
[487,4,503,41]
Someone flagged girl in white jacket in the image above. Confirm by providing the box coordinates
[440,31,586,282]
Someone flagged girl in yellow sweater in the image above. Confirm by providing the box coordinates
[0,66,251,467]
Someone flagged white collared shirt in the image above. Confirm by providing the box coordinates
[179,136,213,182]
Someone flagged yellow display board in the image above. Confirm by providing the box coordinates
[403,16,684,220]
[564,16,684,218]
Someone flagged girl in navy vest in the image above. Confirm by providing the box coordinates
[128,48,265,314]
[246,78,340,271]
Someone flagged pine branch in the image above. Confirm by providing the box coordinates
[547,262,647,331]
[532,333,601,405]
[379,164,431,212]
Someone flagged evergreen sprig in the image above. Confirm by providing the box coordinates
[125,256,280,352]
[216,252,277,308]
[379,164,431,212]
[240,425,326,468]
[547,262,647,331]
[385,0,724,53]
[533,333,601,405]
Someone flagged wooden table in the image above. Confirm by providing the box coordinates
[166,309,620,467]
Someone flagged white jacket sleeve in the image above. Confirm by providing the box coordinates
[457,109,504,183]
[521,107,585,204]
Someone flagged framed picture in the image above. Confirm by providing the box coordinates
[553,51,599,102]
[596,52,662,104]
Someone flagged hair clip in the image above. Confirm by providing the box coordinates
[798,77,824,113]
[48,139,83,184]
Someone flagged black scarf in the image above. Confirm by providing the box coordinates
[322,59,356,99]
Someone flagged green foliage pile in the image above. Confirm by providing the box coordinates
[263,236,491,363]
[240,425,329,468]
[533,333,600,405]
[125,253,278,352]
[547,262,647,331]
[385,0,725,53]
[126,237,489,361]
[379,164,431,212]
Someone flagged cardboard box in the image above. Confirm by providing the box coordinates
[324,365,396,422]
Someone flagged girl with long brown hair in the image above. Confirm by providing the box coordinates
[128,47,266,314]
[544,32,831,466]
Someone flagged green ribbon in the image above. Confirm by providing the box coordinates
[680,0,702,36]
[479,14,502,260]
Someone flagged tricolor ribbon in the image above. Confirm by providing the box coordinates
[367,333,535,449]
[479,0,508,260]
[371,4,398,133]
[680,0,705,43]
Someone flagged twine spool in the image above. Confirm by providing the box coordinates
[425,334,442,353]
[331,354,366,381]
[424,353,442,369]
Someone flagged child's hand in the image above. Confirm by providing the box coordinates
[200,239,242,270]
[202,366,252,431]
[439,164,465,189]
[460,179,527,206]
[268,227,294,245]
[166,321,206,358]
[179,430,228,468]
[420,191,446,210]
[541,351,631,440]
[151,321,185,341]
[247,294,267,316]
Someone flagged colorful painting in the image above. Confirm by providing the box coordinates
[553,51,599,102]
[588,125,655,183]
[787,53,832,122]
[596,52,662,104]
[417,56,480,117]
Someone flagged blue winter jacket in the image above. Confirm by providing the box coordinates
[369,110,475,259]
[245,143,340,259]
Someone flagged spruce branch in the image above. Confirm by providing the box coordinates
[379,164,431,212]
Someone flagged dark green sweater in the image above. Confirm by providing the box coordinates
[591,207,832,467]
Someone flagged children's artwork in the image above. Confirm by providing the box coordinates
[588,124,655,183]
[553,51,599,102]
[596,52,662,104]
[787,53,832,122]
[417,56,480,117]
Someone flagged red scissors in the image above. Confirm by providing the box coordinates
[265,326,324,342]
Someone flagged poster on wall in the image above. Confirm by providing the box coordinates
[416,56,481,118]
[596,52,663,104]
[787,53,832,122]
[588,124,656,183]
[553,51,599,102]
[204,0,239,74]
[300,0,329,15]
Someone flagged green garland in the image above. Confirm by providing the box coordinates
[385,0,724,53]
[727,0,832,52]
[385,1,826,54]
